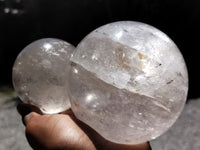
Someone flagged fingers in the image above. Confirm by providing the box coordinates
[17,104,152,150]
[24,112,41,125]
[17,103,42,125]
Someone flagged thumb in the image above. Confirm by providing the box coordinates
[17,103,42,125]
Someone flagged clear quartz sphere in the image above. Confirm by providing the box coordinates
[12,38,74,114]
[69,21,188,144]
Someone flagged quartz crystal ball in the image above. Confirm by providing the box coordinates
[12,38,74,114]
[69,21,188,144]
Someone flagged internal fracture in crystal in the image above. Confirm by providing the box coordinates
[69,21,188,144]
[12,38,74,114]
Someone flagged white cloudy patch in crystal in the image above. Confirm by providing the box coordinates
[69,21,188,144]
[12,38,74,114]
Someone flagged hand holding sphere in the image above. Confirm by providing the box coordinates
[12,21,188,145]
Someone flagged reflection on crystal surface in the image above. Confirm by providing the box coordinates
[12,38,74,114]
[69,21,188,144]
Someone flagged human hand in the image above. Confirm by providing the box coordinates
[17,103,152,150]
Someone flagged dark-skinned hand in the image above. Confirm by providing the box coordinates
[17,103,152,150]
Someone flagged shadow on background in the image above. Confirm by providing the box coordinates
[0,0,199,98]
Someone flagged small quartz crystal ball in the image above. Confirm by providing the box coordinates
[69,21,188,144]
[12,38,74,114]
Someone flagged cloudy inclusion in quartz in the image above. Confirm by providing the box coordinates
[12,38,74,114]
[69,21,188,144]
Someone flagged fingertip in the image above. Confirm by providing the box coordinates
[24,112,40,125]
[17,103,42,125]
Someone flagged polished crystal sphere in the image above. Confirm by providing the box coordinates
[12,38,74,114]
[69,21,188,144]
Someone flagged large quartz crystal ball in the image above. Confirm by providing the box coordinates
[69,21,188,144]
[12,38,74,114]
